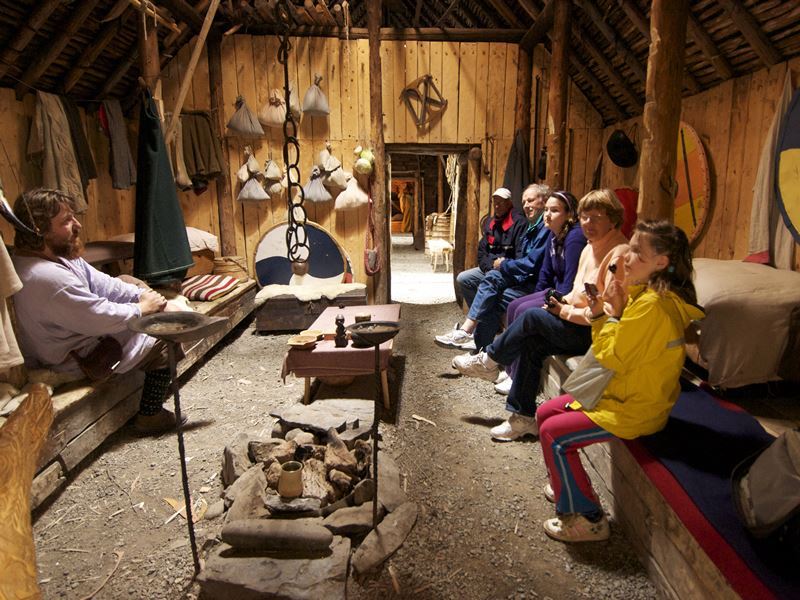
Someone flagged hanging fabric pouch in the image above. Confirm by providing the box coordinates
[561,348,614,410]
[263,158,282,181]
[334,176,368,211]
[323,167,350,192]
[303,165,333,203]
[302,74,330,116]
[289,84,302,121]
[226,96,264,138]
[238,178,270,202]
[364,192,381,275]
[259,90,286,128]
[236,162,250,184]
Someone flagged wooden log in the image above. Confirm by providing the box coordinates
[100,46,138,98]
[465,153,481,268]
[520,0,553,51]
[62,6,133,93]
[545,0,571,190]
[687,13,734,82]
[0,0,61,80]
[368,0,389,304]
[315,1,337,28]
[614,0,650,41]
[14,0,102,99]
[164,0,222,146]
[160,0,206,32]
[569,55,626,122]
[718,0,782,67]
[127,0,182,33]
[138,5,161,92]
[581,38,643,112]
[437,157,444,213]
[208,34,237,257]
[638,0,689,222]
[0,383,52,598]
[434,0,461,27]
[486,0,523,28]
[240,26,527,42]
[331,3,344,27]
[254,0,275,23]
[515,47,532,149]
[413,0,423,28]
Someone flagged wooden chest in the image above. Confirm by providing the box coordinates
[255,288,368,332]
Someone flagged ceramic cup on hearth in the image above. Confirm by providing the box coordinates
[278,461,304,499]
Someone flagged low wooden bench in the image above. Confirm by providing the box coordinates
[3,279,258,510]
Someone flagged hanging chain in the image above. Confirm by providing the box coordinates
[276,0,308,264]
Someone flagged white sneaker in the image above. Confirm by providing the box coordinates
[489,413,539,441]
[544,483,555,503]
[494,370,509,384]
[543,513,610,543]
[434,324,476,350]
[451,351,499,381]
[494,376,513,395]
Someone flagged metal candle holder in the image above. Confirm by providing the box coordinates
[346,320,400,529]
[129,311,227,575]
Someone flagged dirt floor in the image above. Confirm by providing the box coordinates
[32,246,658,600]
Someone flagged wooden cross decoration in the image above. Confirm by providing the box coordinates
[401,75,448,128]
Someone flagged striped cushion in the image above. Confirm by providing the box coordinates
[181,274,238,301]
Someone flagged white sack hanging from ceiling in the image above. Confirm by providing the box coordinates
[334,176,368,211]
[258,90,286,128]
[238,178,270,202]
[226,96,264,138]
[303,165,333,203]
[302,73,330,116]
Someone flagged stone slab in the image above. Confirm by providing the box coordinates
[221,519,333,551]
[377,451,407,512]
[323,502,385,536]
[270,399,374,436]
[351,502,418,576]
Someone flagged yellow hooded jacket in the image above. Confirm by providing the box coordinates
[572,285,705,439]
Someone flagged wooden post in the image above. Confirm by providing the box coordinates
[437,157,444,213]
[638,0,689,221]
[545,0,570,190]
[138,10,161,92]
[515,46,532,151]
[367,0,389,304]
[465,151,481,269]
[208,33,237,257]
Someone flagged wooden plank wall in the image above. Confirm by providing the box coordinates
[600,57,800,271]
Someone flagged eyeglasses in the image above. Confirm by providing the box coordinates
[579,213,610,224]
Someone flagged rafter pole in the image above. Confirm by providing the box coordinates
[0,0,61,81]
[638,0,689,222]
[160,0,206,32]
[487,0,523,28]
[434,0,461,27]
[545,0,570,190]
[569,55,626,122]
[718,0,781,67]
[520,0,554,52]
[615,0,650,41]
[14,0,102,99]
[62,7,133,93]
[687,13,734,81]
[413,0,423,28]
[100,46,138,98]
[581,37,643,112]
[516,0,540,20]
[368,0,389,303]
[138,5,161,91]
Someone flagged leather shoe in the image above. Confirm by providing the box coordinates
[134,408,188,434]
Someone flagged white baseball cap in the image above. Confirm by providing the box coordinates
[492,187,512,200]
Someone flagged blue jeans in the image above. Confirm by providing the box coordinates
[466,270,535,350]
[456,267,485,310]
[486,307,591,417]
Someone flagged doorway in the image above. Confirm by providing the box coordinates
[386,144,471,305]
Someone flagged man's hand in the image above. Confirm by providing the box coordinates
[138,289,167,315]
[492,257,505,270]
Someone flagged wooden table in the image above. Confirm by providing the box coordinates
[281,304,401,407]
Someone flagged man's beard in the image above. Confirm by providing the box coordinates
[49,235,84,259]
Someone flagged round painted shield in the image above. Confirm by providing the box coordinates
[254,221,353,287]
[775,88,800,244]
[674,121,711,246]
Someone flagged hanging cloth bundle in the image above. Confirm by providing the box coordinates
[237,146,269,202]
[303,165,333,203]
[259,90,286,128]
[364,191,381,275]
[236,145,261,183]
[288,84,303,121]
[319,143,348,192]
[227,96,264,138]
[334,176,368,211]
[263,158,283,196]
[302,73,330,116]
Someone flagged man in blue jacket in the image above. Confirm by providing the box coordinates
[437,184,551,349]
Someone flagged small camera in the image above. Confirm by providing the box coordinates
[545,288,564,306]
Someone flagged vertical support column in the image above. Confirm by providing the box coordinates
[545,0,570,190]
[638,0,690,221]
[465,149,481,269]
[138,15,161,92]
[208,33,236,257]
[367,0,389,304]
[437,157,444,213]
[515,46,533,160]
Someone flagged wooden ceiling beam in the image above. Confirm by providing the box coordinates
[159,0,206,32]
[613,0,649,41]
[434,0,461,27]
[569,54,626,123]
[414,0,423,27]
[580,35,643,112]
[62,6,134,93]
[15,0,102,99]
[486,0,523,28]
[0,0,61,80]
[520,0,553,52]
[100,44,138,98]
[515,0,539,21]
[718,0,782,67]
[687,12,734,81]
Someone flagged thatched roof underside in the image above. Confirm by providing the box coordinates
[0,0,798,124]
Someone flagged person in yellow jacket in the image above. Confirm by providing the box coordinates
[537,220,705,543]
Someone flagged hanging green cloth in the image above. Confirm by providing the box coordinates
[134,90,193,284]
[502,129,532,213]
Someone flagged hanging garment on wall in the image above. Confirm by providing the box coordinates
[259,90,286,128]
[27,91,88,210]
[334,176,368,211]
[502,129,531,213]
[227,96,264,138]
[303,74,330,116]
[134,90,194,284]
[99,99,137,190]
[59,97,97,187]
[181,111,224,184]
[303,166,333,203]
[0,231,23,373]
